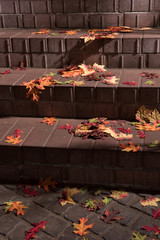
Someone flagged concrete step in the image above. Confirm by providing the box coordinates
[0,67,160,119]
[0,28,160,68]
[0,116,160,191]
[0,0,159,28]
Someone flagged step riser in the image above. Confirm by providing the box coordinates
[0,146,159,191]
[0,12,159,29]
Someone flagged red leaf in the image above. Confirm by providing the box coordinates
[58,124,74,130]
[118,128,132,134]
[25,221,47,240]
[122,81,138,86]
[14,128,23,137]
[141,224,160,235]
[101,209,123,223]
[152,208,160,219]
[1,70,11,74]
[137,130,147,138]
[23,186,39,197]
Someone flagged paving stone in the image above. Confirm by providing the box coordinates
[33,192,59,208]
[102,225,132,240]
[64,205,90,222]
[42,213,68,238]
[37,232,57,240]
[87,213,111,235]
[22,203,50,223]
[0,234,8,240]
[59,226,79,240]
[47,199,71,216]
[0,190,19,204]
[7,222,31,240]
[0,186,7,192]
[0,215,21,235]
[131,201,158,216]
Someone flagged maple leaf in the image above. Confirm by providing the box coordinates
[23,186,39,197]
[135,122,160,131]
[110,190,128,200]
[102,76,119,85]
[14,128,23,137]
[136,106,160,124]
[101,209,123,223]
[141,224,160,235]
[41,117,57,125]
[140,196,160,207]
[58,124,74,130]
[59,187,80,206]
[73,218,94,236]
[132,231,147,240]
[5,135,23,145]
[38,177,57,192]
[102,196,112,205]
[118,128,132,134]
[145,80,155,85]
[137,130,146,138]
[118,141,141,152]
[79,186,88,193]
[152,208,160,219]
[32,29,50,34]
[92,63,107,72]
[122,81,138,86]
[4,201,27,215]
[25,221,47,240]
[65,30,78,35]
[148,140,159,148]
[1,70,10,74]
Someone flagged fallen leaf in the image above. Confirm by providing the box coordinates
[148,140,159,148]
[4,201,27,215]
[81,198,103,211]
[12,61,27,71]
[5,135,23,145]
[135,122,160,131]
[118,128,132,134]
[118,141,141,152]
[41,117,57,125]
[132,231,147,240]
[59,187,80,206]
[136,106,160,124]
[73,217,94,236]
[58,124,74,130]
[140,72,158,79]
[1,70,11,74]
[122,81,138,86]
[152,208,160,219]
[25,221,47,240]
[38,177,57,192]
[92,63,107,72]
[102,196,112,205]
[141,224,160,235]
[101,209,123,223]
[140,196,160,207]
[145,80,155,85]
[137,130,146,138]
[32,29,50,34]
[102,76,119,85]
[23,186,39,197]
[110,190,128,200]
[14,128,23,137]
[94,187,106,195]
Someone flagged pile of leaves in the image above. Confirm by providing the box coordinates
[58,118,133,141]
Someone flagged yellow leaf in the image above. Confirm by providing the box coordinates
[140,197,160,207]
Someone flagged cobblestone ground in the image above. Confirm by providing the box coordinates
[0,184,160,240]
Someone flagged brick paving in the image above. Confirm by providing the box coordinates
[0,184,160,239]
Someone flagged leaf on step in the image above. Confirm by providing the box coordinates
[135,106,160,124]
[102,76,119,85]
[137,130,146,138]
[101,209,123,223]
[25,221,47,240]
[73,218,94,237]
[118,141,141,152]
[110,190,128,200]
[81,198,103,211]
[80,34,96,43]
[141,224,160,235]
[102,196,112,205]
[118,128,132,134]
[140,196,160,207]
[148,140,159,148]
[65,80,84,86]
[4,201,27,215]
[145,80,155,85]
[1,70,11,74]
[79,186,88,194]
[32,29,50,34]
[41,117,57,125]
[23,186,39,197]
[38,176,57,192]
[5,135,23,145]
[12,61,27,71]
[152,208,160,219]
[135,122,160,131]
[59,187,80,206]
[122,81,138,86]
[94,187,106,195]
[92,63,107,72]
[79,64,96,77]
[132,231,147,240]
[58,124,74,130]
[140,72,158,79]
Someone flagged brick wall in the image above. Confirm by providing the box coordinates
[0,0,159,28]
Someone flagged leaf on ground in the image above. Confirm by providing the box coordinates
[152,208,160,219]
[81,198,103,211]
[25,221,47,240]
[118,141,141,152]
[141,224,160,235]
[145,80,155,85]
[148,140,159,148]
[12,61,27,71]
[79,64,96,77]
[140,196,160,207]
[135,122,160,131]
[92,63,107,72]
[58,124,74,130]
[132,231,147,240]
[122,81,138,85]
[140,72,158,79]
[59,187,80,206]
[5,135,23,145]
[32,29,50,34]
[4,201,27,215]
[110,190,128,200]
[1,70,11,74]
[14,128,23,137]
[103,127,133,141]
[94,187,106,195]
[41,117,57,125]
[38,177,57,192]
[102,76,119,85]
[73,217,94,236]
[23,186,39,197]
[136,106,160,124]
[65,80,84,86]
[101,209,123,223]
[79,186,88,193]
[137,130,147,138]
[102,196,112,205]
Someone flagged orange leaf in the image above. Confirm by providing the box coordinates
[59,187,80,206]
[5,135,22,145]
[4,201,27,215]
[118,141,141,152]
[38,176,57,192]
[140,196,160,207]
[73,218,94,236]
[135,122,160,131]
[110,190,128,200]
[41,117,57,125]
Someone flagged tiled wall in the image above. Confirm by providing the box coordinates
[0,0,159,28]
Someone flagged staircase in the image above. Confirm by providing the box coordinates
[0,0,160,191]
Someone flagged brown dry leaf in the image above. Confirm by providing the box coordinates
[38,177,57,192]
[59,187,80,206]
[110,190,128,200]
[140,196,160,207]
[118,141,141,152]
[136,106,160,124]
